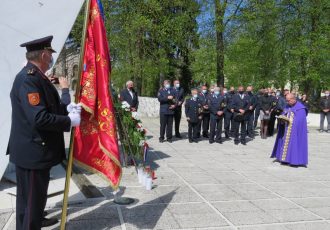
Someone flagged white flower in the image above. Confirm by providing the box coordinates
[131,111,139,120]
[121,101,130,109]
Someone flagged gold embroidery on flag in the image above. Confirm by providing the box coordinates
[281,112,295,161]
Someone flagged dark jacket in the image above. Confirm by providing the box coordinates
[259,95,273,112]
[320,96,330,110]
[224,92,235,112]
[120,88,139,110]
[185,97,202,123]
[208,94,226,119]
[158,87,176,115]
[173,87,185,110]
[198,92,210,114]
[271,96,286,112]
[231,93,251,120]
[7,62,71,170]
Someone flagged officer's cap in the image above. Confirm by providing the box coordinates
[20,35,56,53]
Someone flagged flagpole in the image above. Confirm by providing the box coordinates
[60,0,91,229]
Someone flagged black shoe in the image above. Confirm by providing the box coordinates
[234,141,239,145]
[203,134,209,138]
[193,139,198,143]
[167,139,173,143]
[241,140,246,145]
[216,140,223,144]
[42,217,58,227]
[175,134,182,138]
[159,139,165,143]
[225,133,230,139]
[209,140,215,144]
[189,139,193,143]
[319,129,324,133]
[248,135,254,139]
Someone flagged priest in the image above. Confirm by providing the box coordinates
[271,93,308,167]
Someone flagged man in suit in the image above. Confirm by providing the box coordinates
[173,80,185,138]
[231,86,251,145]
[197,85,210,138]
[158,80,176,143]
[268,90,286,136]
[224,86,236,138]
[120,80,139,111]
[7,36,81,229]
[185,88,202,143]
[246,86,257,138]
[208,87,226,144]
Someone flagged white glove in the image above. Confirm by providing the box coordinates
[67,102,82,114]
[68,112,81,127]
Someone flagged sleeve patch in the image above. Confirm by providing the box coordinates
[28,93,40,106]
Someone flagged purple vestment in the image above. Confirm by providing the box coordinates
[271,101,308,166]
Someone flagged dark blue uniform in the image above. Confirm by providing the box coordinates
[185,97,202,142]
[173,87,185,137]
[7,62,71,229]
[231,93,251,144]
[224,92,235,138]
[246,92,258,138]
[268,95,286,136]
[208,94,226,143]
[158,87,176,141]
[197,92,210,137]
[120,88,139,110]
[254,93,263,128]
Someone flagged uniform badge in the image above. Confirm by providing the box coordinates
[28,93,40,106]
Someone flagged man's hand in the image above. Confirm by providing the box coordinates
[217,111,224,116]
[67,102,82,113]
[168,95,173,100]
[187,117,190,121]
[265,110,269,114]
[131,107,137,112]
[178,101,183,106]
[68,111,81,127]
[230,109,234,113]
[203,105,209,109]
[198,116,202,120]
[239,109,245,114]
[59,77,69,89]
[323,109,330,113]
[169,105,176,109]
[249,106,253,110]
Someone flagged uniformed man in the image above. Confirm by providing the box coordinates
[208,87,226,144]
[158,80,176,143]
[253,89,264,129]
[224,86,235,138]
[173,80,185,138]
[197,85,210,138]
[246,86,257,138]
[268,90,286,136]
[7,36,81,229]
[231,86,251,145]
[185,89,202,143]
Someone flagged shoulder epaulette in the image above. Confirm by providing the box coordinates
[27,68,36,75]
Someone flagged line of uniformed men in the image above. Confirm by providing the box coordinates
[158,80,287,145]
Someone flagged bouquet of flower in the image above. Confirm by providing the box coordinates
[115,101,149,162]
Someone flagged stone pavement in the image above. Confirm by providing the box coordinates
[1,117,330,230]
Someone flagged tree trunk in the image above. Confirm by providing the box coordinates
[214,0,226,87]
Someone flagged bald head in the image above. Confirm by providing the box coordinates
[286,93,297,106]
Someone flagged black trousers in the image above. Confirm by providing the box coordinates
[224,111,234,136]
[268,111,279,136]
[160,113,174,140]
[198,113,210,135]
[320,112,330,130]
[188,121,199,140]
[16,166,50,230]
[254,108,260,128]
[246,110,255,137]
[210,116,223,141]
[174,108,182,135]
[234,120,247,142]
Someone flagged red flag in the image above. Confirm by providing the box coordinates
[73,0,121,189]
